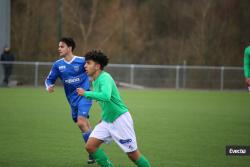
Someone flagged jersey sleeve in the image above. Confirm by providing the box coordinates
[45,63,59,90]
[84,75,112,102]
[244,47,250,78]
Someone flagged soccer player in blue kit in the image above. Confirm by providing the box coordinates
[45,37,95,164]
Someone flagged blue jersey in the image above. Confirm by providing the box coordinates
[45,56,92,107]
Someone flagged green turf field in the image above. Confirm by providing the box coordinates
[0,87,249,167]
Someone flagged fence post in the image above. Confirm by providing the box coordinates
[220,66,224,91]
[130,64,134,85]
[34,62,39,87]
[182,60,186,88]
[176,65,180,89]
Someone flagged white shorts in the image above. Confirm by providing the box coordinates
[90,112,138,153]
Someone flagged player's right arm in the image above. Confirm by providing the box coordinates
[83,75,112,102]
[45,63,59,93]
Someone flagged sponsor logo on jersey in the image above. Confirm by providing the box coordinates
[59,65,66,72]
[65,78,80,84]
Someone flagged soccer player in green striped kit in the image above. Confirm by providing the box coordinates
[244,46,250,92]
[76,50,151,167]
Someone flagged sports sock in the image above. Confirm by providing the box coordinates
[91,148,114,167]
[135,155,151,167]
[82,130,92,143]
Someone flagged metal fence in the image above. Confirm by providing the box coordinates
[0,61,245,90]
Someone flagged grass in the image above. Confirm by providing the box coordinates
[0,87,250,167]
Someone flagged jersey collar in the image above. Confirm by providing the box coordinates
[63,56,76,64]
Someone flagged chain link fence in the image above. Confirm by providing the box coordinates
[0,61,245,90]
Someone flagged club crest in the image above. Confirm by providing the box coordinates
[73,65,80,72]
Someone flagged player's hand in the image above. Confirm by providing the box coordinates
[47,86,55,93]
[77,88,85,96]
[246,78,250,85]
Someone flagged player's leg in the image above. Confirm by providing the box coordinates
[77,116,95,164]
[77,103,92,145]
[86,122,114,167]
[70,105,92,142]
[77,102,95,164]
[71,103,94,164]
[247,83,250,93]
[127,150,151,167]
[110,112,151,167]
[245,78,250,93]
[77,116,92,142]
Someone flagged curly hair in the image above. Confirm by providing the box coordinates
[84,50,109,70]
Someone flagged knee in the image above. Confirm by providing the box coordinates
[77,117,88,128]
[76,120,84,127]
[85,142,97,153]
[127,150,141,162]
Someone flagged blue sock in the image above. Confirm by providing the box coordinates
[82,130,92,143]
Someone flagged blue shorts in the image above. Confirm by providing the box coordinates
[70,100,92,123]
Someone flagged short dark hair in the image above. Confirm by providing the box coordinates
[85,50,109,70]
[59,37,76,51]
